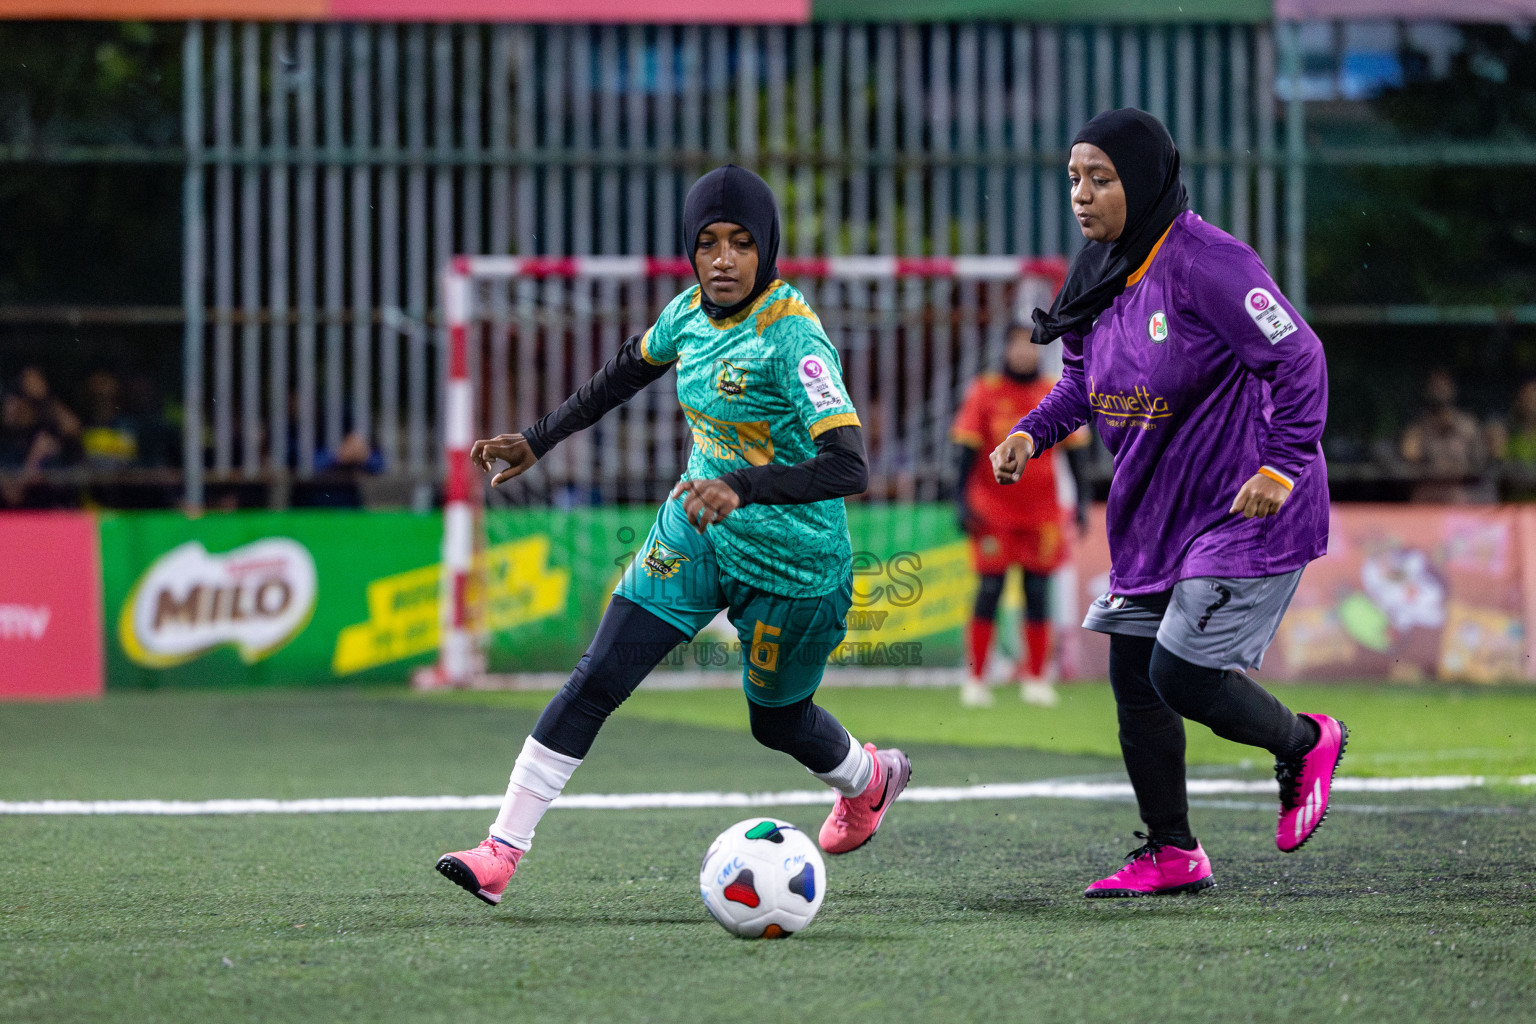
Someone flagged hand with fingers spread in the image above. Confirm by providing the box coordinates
[990,432,1035,485]
[1229,472,1290,519]
[671,477,742,533]
[471,433,539,487]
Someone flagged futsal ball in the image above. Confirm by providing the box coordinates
[699,818,825,939]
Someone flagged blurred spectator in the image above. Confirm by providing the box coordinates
[80,370,138,469]
[286,390,383,507]
[1398,367,1494,503]
[122,371,180,469]
[294,428,383,508]
[1495,378,1536,500]
[319,429,383,476]
[1,365,82,506]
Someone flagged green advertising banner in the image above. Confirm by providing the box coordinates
[100,505,971,688]
[477,503,970,675]
[101,511,443,689]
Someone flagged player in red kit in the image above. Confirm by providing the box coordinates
[952,320,1091,707]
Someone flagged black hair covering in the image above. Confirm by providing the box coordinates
[682,164,781,321]
[1031,108,1189,345]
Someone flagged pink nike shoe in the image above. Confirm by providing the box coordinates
[818,744,912,855]
[1275,713,1349,853]
[435,837,523,905]
[1084,833,1215,898]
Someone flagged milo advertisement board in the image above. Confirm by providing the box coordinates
[99,505,973,688]
[102,512,444,687]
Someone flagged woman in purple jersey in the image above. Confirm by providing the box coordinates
[991,109,1349,898]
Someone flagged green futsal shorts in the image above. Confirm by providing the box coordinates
[615,497,852,707]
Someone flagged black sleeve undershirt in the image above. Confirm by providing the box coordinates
[955,443,978,498]
[522,333,672,460]
[720,425,869,506]
[1065,444,1094,522]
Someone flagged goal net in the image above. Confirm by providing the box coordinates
[419,255,1070,688]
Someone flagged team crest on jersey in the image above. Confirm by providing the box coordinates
[1147,310,1169,343]
[715,360,750,400]
[641,540,690,580]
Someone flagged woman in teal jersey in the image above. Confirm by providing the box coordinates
[434,166,912,909]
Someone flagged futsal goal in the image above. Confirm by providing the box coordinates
[416,255,1071,689]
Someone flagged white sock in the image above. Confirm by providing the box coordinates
[811,731,875,798]
[488,736,582,851]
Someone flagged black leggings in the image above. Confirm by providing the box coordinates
[1109,633,1312,843]
[972,571,1051,623]
[531,595,851,773]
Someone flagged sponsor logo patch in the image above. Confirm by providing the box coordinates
[1244,287,1298,344]
[798,354,845,413]
[1087,377,1172,432]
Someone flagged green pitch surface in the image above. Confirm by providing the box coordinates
[2,684,1534,1024]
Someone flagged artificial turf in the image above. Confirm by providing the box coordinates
[2,686,1533,1023]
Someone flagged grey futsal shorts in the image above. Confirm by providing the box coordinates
[1081,570,1305,671]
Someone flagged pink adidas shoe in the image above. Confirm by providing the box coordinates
[435,837,523,905]
[818,744,912,855]
[1084,833,1215,898]
[1275,713,1349,853]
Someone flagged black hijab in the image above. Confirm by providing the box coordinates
[1032,108,1189,345]
[682,165,782,321]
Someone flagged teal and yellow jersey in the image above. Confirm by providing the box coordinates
[641,279,859,598]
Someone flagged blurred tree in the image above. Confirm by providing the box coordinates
[0,21,180,147]
[0,23,182,306]
[1305,26,1536,450]
[1311,25,1536,308]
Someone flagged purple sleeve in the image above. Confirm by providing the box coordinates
[1184,244,1327,482]
[1011,335,1091,455]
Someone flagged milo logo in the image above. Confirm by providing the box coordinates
[119,539,318,667]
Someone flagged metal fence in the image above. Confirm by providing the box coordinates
[181,20,1285,506]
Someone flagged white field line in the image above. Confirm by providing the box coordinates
[0,775,1526,816]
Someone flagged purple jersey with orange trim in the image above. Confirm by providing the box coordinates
[1013,210,1329,594]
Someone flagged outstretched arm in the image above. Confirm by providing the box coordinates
[473,332,673,487]
[524,332,673,458]
[673,426,868,532]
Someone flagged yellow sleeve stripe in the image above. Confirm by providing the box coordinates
[639,328,672,367]
[1258,465,1295,491]
[951,429,983,446]
[809,412,861,439]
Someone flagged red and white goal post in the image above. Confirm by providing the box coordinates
[418,254,1069,689]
